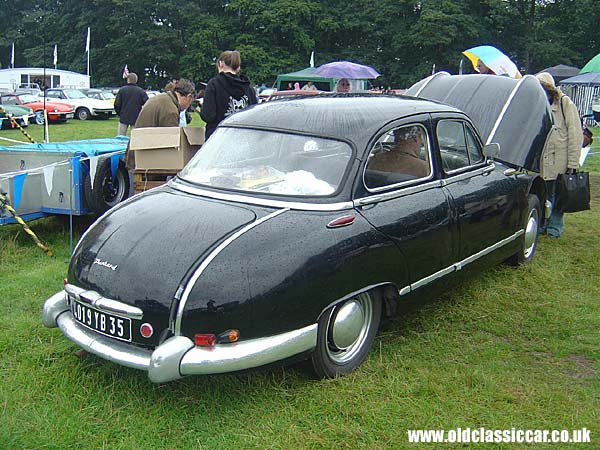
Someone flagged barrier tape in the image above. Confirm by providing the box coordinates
[0,192,53,257]
[9,116,37,144]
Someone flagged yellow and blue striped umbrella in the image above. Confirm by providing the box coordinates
[462,45,522,78]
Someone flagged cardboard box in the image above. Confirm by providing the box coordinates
[130,126,205,170]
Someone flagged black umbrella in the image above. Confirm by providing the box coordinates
[536,64,580,83]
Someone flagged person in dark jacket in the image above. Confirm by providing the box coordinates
[200,50,257,139]
[114,73,148,136]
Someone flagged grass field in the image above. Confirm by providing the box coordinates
[0,119,598,449]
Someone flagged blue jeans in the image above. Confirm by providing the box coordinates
[544,180,564,237]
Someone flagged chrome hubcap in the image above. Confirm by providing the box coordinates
[326,293,372,364]
[524,208,539,258]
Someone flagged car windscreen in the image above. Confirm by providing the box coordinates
[17,95,36,103]
[65,90,87,99]
[179,128,352,197]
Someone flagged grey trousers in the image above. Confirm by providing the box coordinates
[117,122,132,136]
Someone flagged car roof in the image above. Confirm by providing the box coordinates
[223,94,460,146]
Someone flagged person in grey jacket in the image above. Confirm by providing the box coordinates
[115,73,148,136]
[536,72,582,238]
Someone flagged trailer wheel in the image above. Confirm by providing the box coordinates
[83,158,130,215]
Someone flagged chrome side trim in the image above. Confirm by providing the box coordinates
[170,180,354,212]
[354,179,442,207]
[399,229,524,295]
[456,229,524,269]
[180,323,317,376]
[175,208,289,335]
[440,163,496,187]
[64,283,143,320]
[411,265,456,290]
[486,76,529,145]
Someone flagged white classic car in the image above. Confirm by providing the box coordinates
[44,88,114,120]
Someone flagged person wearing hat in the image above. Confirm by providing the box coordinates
[536,71,582,238]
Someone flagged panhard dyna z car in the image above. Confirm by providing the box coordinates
[43,74,553,383]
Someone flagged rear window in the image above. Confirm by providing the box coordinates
[179,128,352,197]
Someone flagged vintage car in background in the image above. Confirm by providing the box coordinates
[43,75,552,383]
[44,88,114,120]
[0,100,34,128]
[82,88,116,104]
[1,93,74,124]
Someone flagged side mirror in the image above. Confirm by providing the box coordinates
[483,143,500,159]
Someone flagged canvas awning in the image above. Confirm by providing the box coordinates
[559,72,600,124]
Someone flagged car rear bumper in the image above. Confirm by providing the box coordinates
[42,291,317,383]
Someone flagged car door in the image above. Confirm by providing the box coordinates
[434,114,524,262]
[355,117,458,293]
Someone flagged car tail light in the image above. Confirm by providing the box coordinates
[140,323,154,338]
[217,329,240,343]
[194,334,216,347]
[63,278,68,286]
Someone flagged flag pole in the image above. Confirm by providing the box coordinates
[86,27,91,83]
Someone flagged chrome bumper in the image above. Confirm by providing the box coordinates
[42,291,317,383]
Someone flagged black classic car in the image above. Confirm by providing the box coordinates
[42,74,553,383]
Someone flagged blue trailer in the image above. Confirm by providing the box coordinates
[0,137,129,225]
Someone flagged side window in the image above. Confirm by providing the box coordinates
[46,91,58,99]
[365,124,431,190]
[465,126,484,164]
[437,120,482,172]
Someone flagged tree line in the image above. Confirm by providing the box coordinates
[1,0,598,89]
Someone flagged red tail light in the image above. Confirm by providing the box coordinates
[194,334,216,347]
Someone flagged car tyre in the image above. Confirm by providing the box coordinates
[34,111,45,125]
[311,291,381,378]
[76,108,91,120]
[83,157,130,215]
[508,194,541,265]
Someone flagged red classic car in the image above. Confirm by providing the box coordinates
[0,93,75,124]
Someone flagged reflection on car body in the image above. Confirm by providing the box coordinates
[42,76,552,383]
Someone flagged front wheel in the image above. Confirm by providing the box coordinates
[76,108,90,120]
[508,194,541,265]
[34,111,45,125]
[311,291,381,378]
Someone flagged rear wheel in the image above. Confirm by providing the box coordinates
[311,291,381,378]
[83,157,130,215]
[508,194,541,265]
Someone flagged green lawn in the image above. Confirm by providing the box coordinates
[0,121,598,449]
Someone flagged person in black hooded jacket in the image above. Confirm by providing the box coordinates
[200,50,257,139]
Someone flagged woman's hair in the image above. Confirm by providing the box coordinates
[217,50,241,72]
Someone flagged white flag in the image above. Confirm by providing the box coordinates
[310,51,314,68]
[43,165,55,197]
[10,42,14,67]
[85,27,90,53]
[89,156,99,188]
[53,44,57,66]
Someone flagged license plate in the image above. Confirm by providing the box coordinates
[70,298,132,342]
[66,113,74,119]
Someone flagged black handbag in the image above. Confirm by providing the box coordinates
[555,171,591,213]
